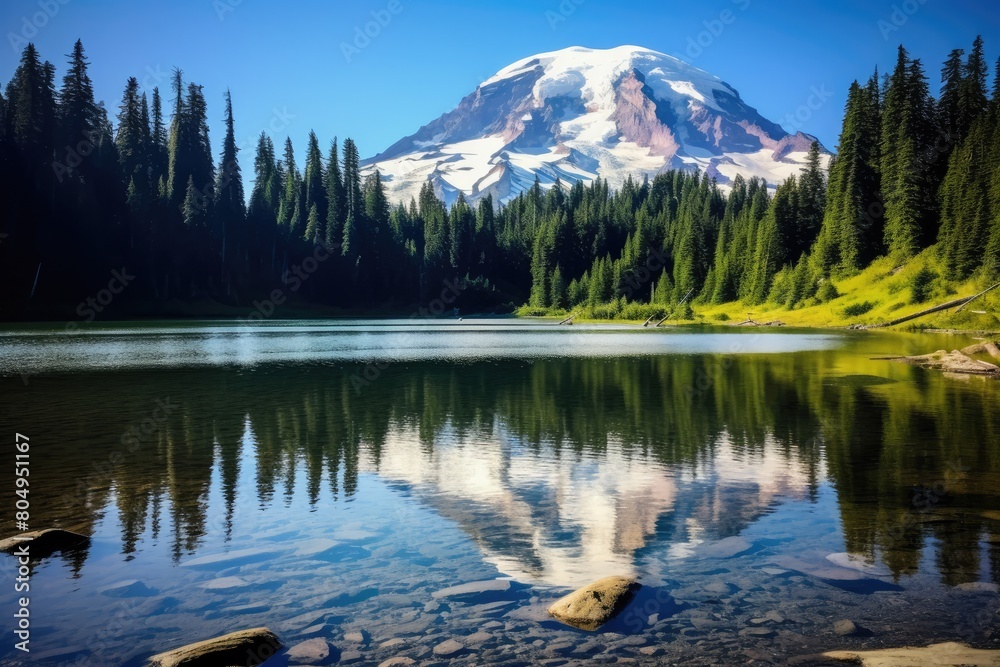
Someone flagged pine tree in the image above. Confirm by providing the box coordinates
[149,87,168,193]
[341,138,364,257]
[182,175,205,227]
[115,77,145,209]
[342,138,363,220]
[550,265,567,309]
[279,137,299,228]
[304,203,321,243]
[881,48,936,258]
[959,36,989,136]
[214,89,245,269]
[939,48,965,141]
[325,138,345,250]
[363,170,390,265]
[166,68,186,205]
[5,45,57,153]
[303,130,326,234]
[796,141,826,256]
[57,39,99,175]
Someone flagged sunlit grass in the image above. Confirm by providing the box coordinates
[521,246,1000,332]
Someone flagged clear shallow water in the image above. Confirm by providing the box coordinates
[0,320,998,665]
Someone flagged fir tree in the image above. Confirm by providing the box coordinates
[550,265,567,309]
[325,138,345,249]
[57,39,99,174]
[214,89,245,270]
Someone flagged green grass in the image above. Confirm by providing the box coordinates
[522,247,1000,332]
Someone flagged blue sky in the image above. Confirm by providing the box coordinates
[2,0,997,168]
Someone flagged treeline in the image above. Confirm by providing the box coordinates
[0,38,998,319]
[528,37,1000,315]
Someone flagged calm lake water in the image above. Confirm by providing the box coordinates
[0,320,998,665]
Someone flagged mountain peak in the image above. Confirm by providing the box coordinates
[364,45,826,206]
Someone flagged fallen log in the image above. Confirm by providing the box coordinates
[557,314,575,325]
[954,281,1000,314]
[861,281,1000,329]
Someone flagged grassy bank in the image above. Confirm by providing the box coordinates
[517,249,1000,332]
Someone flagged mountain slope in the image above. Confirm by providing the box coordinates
[362,45,828,206]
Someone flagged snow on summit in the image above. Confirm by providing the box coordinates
[363,45,828,206]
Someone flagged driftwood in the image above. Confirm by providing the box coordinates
[558,314,575,325]
[641,313,660,328]
[733,319,784,327]
[881,349,999,376]
[654,288,696,327]
[861,281,1000,329]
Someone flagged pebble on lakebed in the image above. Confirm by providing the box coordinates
[547,575,640,631]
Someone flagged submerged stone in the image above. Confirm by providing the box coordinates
[378,658,416,667]
[285,637,334,665]
[823,641,1000,666]
[147,627,281,666]
[179,546,284,569]
[99,579,156,598]
[198,576,254,591]
[833,619,859,636]
[433,639,466,657]
[432,579,511,600]
[547,576,640,631]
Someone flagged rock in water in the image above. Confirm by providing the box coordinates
[833,619,859,636]
[0,529,89,557]
[432,639,465,657]
[823,642,1000,666]
[285,638,333,665]
[99,579,156,598]
[547,576,640,631]
[147,627,281,666]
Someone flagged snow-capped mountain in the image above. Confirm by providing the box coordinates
[362,45,827,206]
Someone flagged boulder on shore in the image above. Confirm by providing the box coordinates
[547,576,639,631]
[147,627,281,666]
[823,641,1000,666]
[0,529,89,557]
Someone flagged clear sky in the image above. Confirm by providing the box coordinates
[2,0,997,169]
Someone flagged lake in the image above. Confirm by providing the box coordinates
[1,320,998,665]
